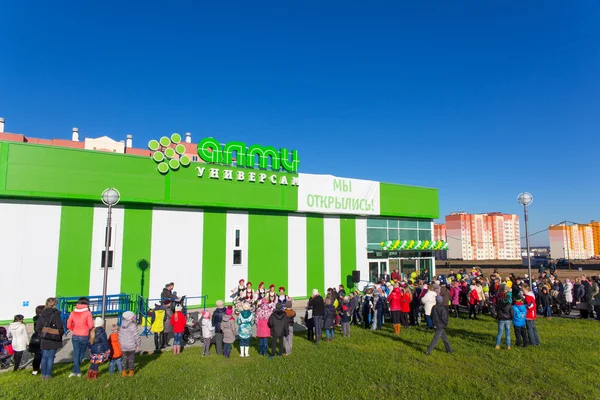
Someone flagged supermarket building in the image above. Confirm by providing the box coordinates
[0,126,439,322]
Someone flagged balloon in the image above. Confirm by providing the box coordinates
[456,273,462,280]
[411,272,417,279]
[507,281,513,288]
[483,286,489,293]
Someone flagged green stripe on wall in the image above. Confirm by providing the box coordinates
[120,206,153,297]
[340,217,357,290]
[306,215,325,296]
[202,210,227,307]
[248,212,288,290]
[56,202,94,297]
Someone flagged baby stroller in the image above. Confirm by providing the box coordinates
[183,312,203,345]
[550,290,571,317]
[0,327,13,370]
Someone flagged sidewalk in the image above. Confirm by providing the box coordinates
[2,301,309,372]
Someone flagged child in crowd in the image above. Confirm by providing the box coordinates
[450,282,460,318]
[87,317,110,380]
[221,306,237,358]
[29,305,44,375]
[323,299,336,342]
[108,324,123,375]
[256,298,273,355]
[539,287,552,319]
[341,299,351,338]
[512,295,528,347]
[170,305,186,355]
[523,285,541,346]
[0,327,12,370]
[119,311,141,376]
[468,285,479,319]
[150,302,166,353]
[201,311,215,356]
[7,314,28,371]
[237,303,255,357]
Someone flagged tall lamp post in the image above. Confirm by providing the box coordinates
[101,188,121,325]
[517,192,533,286]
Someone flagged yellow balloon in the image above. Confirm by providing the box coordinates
[507,281,513,288]
[456,274,462,280]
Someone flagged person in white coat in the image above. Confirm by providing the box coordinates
[564,279,574,304]
[421,287,437,330]
[8,314,29,371]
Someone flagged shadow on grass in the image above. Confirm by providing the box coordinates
[445,327,493,347]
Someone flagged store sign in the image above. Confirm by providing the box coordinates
[148,134,300,175]
[195,165,299,186]
[198,137,300,172]
[297,174,380,215]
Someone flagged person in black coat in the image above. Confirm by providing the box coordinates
[211,301,227,355]
[35,298,65,379]
[308,290,324,344]
[29,305,45,376]
[425,296,453,355]
[268,303,289,358]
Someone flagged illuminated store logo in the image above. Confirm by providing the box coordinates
[197,138,300,173]
[148,135,300,175]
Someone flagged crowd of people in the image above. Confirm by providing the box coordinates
[1,269,599,379]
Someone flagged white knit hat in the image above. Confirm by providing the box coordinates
[94,317,103,327]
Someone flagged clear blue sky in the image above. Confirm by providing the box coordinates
[1,1,599,246]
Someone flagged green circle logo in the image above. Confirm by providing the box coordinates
[148,134,192,174]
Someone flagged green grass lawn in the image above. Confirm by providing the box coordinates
[1,316,598,400]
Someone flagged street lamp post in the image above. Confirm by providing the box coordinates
[101,188,121,325]
[517,192,533,286]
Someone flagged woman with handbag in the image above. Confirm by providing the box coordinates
[35,297,65,380]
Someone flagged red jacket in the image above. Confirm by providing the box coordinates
[524,292,537,320]
[391,272,400,281]
[400,293,411,313]
[67,304,94,337]
[388,288,402,311]
[469,289,479,305]
[170,311,187,333]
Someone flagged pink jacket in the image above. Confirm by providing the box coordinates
[67,304,94,336]
[256,304,273,338]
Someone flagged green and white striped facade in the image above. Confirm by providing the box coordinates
[0,140,439,322]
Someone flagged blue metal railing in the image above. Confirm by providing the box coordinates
[136,295,208,337]
[58,293,132,332]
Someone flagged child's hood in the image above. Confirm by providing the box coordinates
[121,318,135,330]
[73,304,90,312]
[240,310,252,319]
[8,322,24,331]
[222,314,232,322]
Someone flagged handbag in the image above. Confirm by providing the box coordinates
[4,343,14,355]
[40,314,62,342]
[306,309,313,320]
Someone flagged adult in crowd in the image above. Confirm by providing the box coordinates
[388,286,402,335]
[391,268,401,282]
[563,278,573,305]
[425,296,453,355]
[579,276,592,319]
[381,270,391,282]
[495,285,513,350]
[283,300,296,355]
[400,287,412,328]
[29,305,45,375]
[268,303,288,358]
[161,282,180,304]
[35,297,65,380]
[308,289,324,344]
[67,297,94,378]
[592,276,600,320]
[422,285,437,330]
[212,300,226,355]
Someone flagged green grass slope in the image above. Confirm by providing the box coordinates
[1,316,598,400]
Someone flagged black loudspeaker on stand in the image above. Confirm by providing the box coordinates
[352,270,360,283]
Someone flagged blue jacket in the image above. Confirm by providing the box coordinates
[88,327,109,355]
[512,304,526,327]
